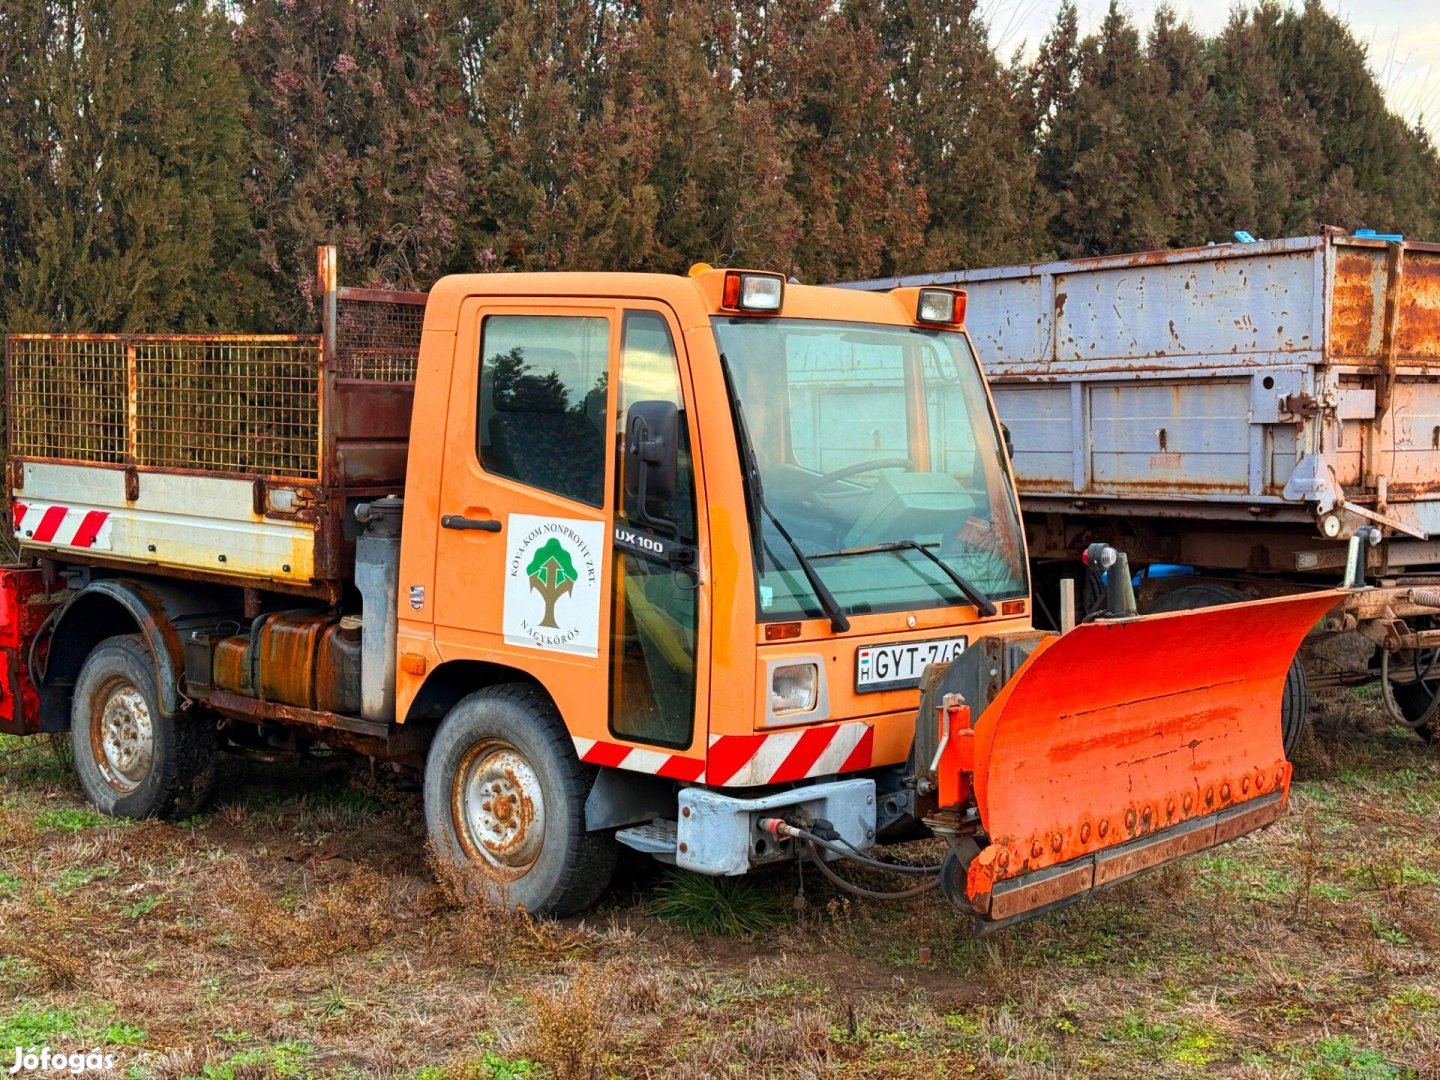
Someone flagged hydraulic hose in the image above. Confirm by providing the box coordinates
[25,604,63,687]
[805,842,941,900]
[761,818,942,877]
[757,817,946,900]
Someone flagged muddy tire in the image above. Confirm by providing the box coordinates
[1377,614,1440,744]
[71,635,216,819]
[1149,583,1310,760]
[1388,684,1438,744]
[424,683,617,918]
[1381,670,1439,745]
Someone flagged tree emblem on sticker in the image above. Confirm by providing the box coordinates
[526,537,577,628]
[503,515,603,657]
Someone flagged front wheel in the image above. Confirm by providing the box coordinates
[71,635,216,818]
[424,683,616,917]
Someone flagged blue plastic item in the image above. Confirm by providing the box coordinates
[1110,563,1196,588]
[1355,229,1404,242]
[1233,230,1257,243]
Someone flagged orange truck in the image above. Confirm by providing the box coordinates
[0,250,1348,926]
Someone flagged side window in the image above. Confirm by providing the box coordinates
[477,315,610,506]
[609,311,699,747]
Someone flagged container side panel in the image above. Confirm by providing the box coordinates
[1087,381,1252,493]
[1268,425,1299,493]
[134,339,320,478]
[14,462,316,584]
[1333,408,1366,487]
[990,385,1073,490]
[955,277,1047,368]
[1397,249,1440,360]
[1053,252,1318,364]
[1388,377,1440,495]
[7,338,127,463]
[1330,247,1385,359]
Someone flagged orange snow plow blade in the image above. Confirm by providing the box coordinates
[962,590,1342,927]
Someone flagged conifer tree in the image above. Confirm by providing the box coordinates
[0,0,259,331]
[878,0,1051,269]
[1212,0,1440,237]
[231,0,481,310]
[714,0,927,281]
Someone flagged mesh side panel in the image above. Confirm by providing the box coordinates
[334,298,424,381]
[133,340,321,479]
[7,335,321,480]
[8,337,127,463]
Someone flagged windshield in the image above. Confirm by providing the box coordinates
[713,316,1026,622]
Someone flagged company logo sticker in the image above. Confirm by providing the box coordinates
[503,514,603,656]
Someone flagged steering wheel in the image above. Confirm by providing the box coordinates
[812,458,913,493]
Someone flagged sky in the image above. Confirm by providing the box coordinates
[991,0,1440,141]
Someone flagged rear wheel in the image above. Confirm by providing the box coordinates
[424,683,616,917]
[71,635,216,818]
[1378,617,1440,743]
[1149,583,1310,759]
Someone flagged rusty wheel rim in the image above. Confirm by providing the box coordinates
[452,738,545,878]
[90,677,154,794]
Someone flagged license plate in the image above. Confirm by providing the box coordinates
[855,635,967,693]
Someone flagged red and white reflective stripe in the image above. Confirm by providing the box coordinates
[573,721,873,788]
[11,501,111,550]
[573,737,709,783]
[708,722,873,786]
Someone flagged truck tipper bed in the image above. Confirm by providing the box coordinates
[7,253,422,598]
[846,231,1440,733]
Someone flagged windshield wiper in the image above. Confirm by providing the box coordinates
[720,355,851,634]
[817,540,998,618]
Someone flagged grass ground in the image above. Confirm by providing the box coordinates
[0,690,1437,1079]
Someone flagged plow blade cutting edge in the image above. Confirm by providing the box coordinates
[962,590,1343,927]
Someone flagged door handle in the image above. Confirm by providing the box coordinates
[441,515,502,532]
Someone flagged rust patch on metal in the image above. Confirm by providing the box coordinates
[1092,817,1216,887]
[1330,251,1381,357]
[212,636,251,696]
[988,861,1094,922]
[1396,251,1440,359]
[195,685,419,765]
[1212,792,1285,844]
[256,613,331,710]
[963,790,1288,925]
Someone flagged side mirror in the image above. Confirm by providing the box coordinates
[625,400,679,521]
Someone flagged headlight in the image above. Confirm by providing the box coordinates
[771,663,819,715]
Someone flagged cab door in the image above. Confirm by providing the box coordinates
[432,299,617,729]
[607,307,709,754]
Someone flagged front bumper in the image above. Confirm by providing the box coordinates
[675,778,877,876]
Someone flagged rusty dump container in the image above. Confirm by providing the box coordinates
[847,232,1440,546]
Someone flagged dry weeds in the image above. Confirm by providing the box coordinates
[0,691,1435,1078]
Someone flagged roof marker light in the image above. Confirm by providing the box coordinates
[722,271,784,313]
[917,287,966,326]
